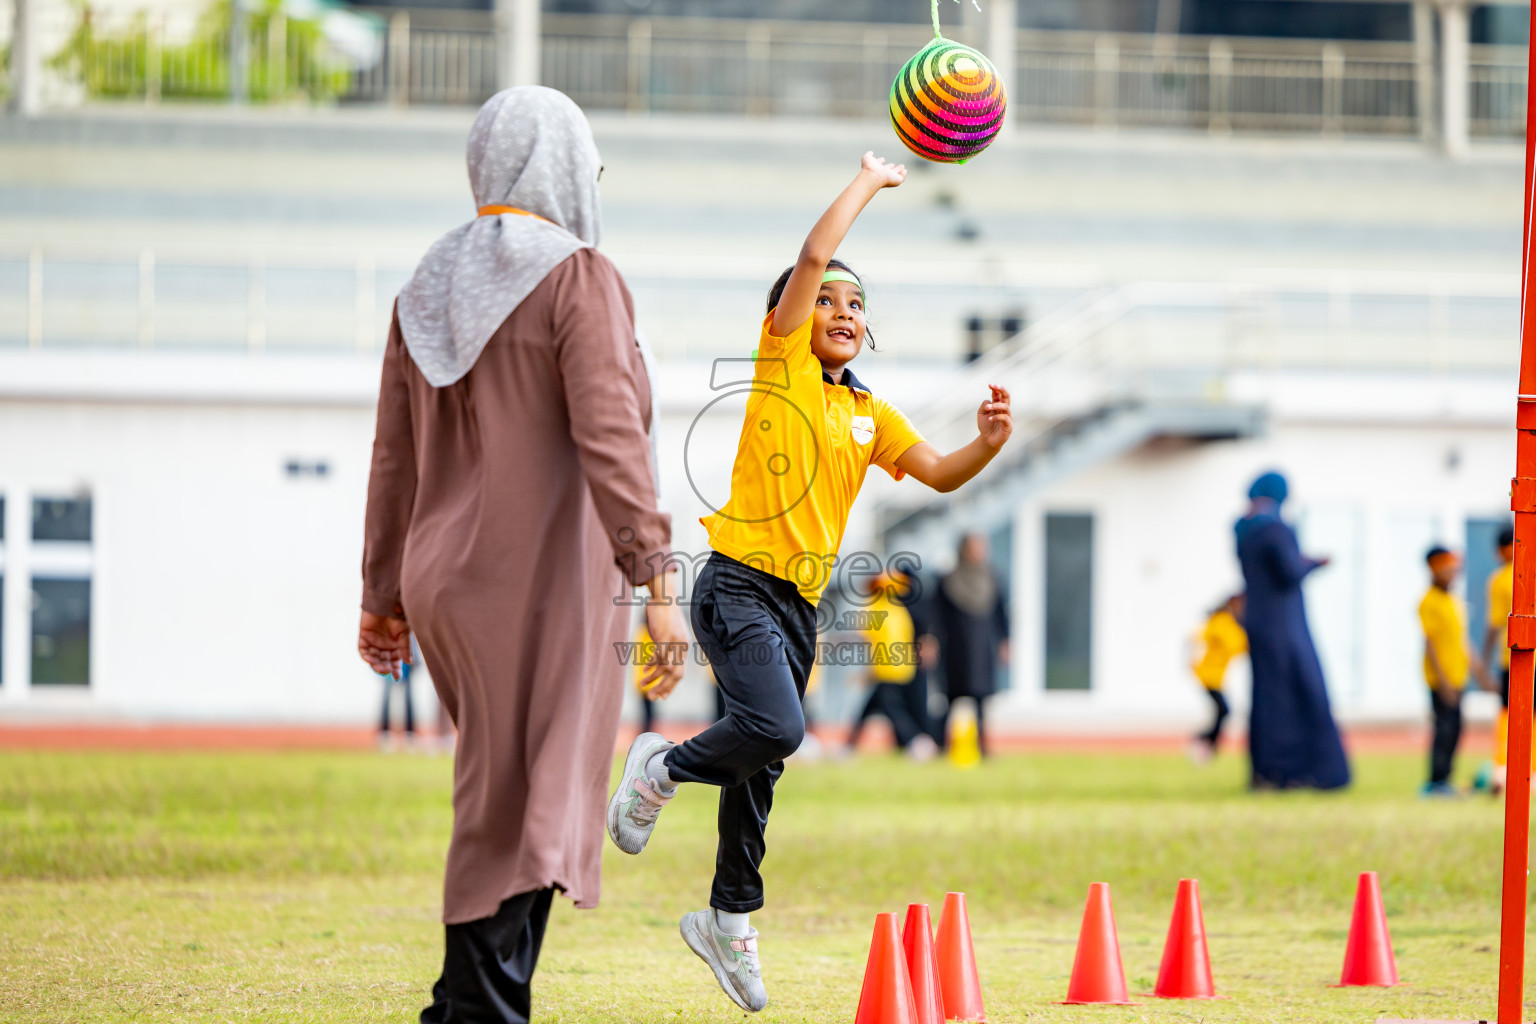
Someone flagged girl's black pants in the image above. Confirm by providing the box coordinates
[665,552,818,914]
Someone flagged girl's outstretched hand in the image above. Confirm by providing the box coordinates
[977,384,1013,449]
[861,151,907,188]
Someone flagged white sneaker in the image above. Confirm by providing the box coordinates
[791,731,824,763]
[907,734,939,762]
[606,731,674,855]
[680,909,768,1012]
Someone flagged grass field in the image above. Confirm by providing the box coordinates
[0,746,1524,1023]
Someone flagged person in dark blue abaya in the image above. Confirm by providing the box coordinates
[1235,471,1351,790]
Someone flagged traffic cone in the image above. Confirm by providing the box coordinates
[1337,871,1399,987]
[1062,882,1134,1005]
[1153,879,1217,999]
[935,892,986,1021]
[948,705,981,769]
[901,904,945,1024]
[855,912,920,1024]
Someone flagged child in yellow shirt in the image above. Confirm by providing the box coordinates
[632,623,663,735]
[605,151,1014,1013]
[845,572,937,760]
[1420,547,1489,797]
[1190,593,1246,763]
[1481,525,1516,795]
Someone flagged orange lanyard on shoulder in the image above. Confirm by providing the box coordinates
[476,205,551,223]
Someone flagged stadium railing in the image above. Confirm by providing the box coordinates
[23,8,1528,140]
[0,242,1518,372]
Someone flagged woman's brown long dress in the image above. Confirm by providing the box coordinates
[362,247,671,924]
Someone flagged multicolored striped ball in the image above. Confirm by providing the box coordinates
[889,36,1007,164]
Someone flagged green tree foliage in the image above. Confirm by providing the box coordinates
[49,0,353,103]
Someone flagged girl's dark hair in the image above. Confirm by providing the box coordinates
[766,258,876,350]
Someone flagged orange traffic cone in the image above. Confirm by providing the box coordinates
[1153,879,1217,999]
[1062,882,1135,1005]
[935,892,986,1022]
[856,912,920,1024]
[1337,871,1399,987]
[901,904,945,1024]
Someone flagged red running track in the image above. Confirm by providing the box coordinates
[0,721,1490,755]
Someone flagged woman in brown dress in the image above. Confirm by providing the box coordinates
[356,86,686,1024]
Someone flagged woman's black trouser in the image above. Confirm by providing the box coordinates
[939,695,989,756]
[664,553,818,914]
[421,888,554,1024]
[1429,688,1463,786]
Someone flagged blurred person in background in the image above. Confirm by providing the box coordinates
[1482,524,1517,796]
[378,634,418,752]
[795,660,827,763]
[1235,472,1350,790]
[843,571,938,760]
[633,621,663,736]
[356,86,684,1024]
[705,659,728,723]
[1420,546,1489,797]
[935,533,1010,758]
[897,567,943,749]
[1188,593,1247,765]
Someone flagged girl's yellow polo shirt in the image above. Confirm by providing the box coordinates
[701,312,925,605]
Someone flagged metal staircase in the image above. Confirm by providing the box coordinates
[879,397,1265,562]
[875,284,1270,562]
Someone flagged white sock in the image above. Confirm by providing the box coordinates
[645,750,677,795]
[715,910,750,936]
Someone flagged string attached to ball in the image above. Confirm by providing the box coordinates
[889,0,1008,164]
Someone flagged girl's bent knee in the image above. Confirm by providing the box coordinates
[758,720,805,764]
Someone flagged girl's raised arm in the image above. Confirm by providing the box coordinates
[770,151,905,338]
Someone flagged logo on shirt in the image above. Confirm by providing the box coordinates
[850,415,874,446]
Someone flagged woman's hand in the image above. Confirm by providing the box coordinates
[359,611,411,679]
[918,634,940,670]
[977,384,1013,450]
[860,151,907,189]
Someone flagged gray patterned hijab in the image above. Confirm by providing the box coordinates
[943,538,998,618]
[397,86,602,387]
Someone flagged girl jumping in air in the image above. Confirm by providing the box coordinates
[606,151,1014,1013]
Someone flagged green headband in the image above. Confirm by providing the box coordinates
[822,270,866,308]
